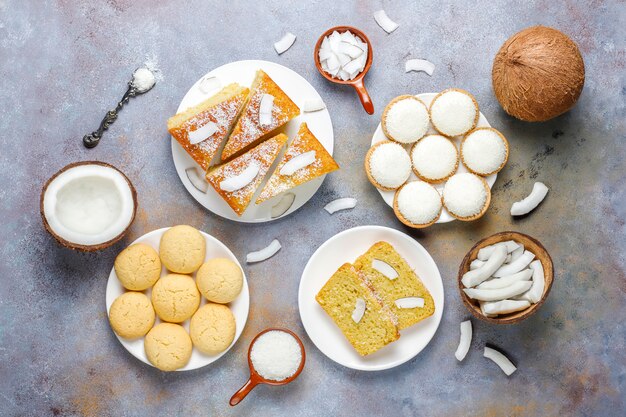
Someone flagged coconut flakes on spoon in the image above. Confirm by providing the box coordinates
[274,32,297,55]
[247,239,281,263]
[405,59,435,76]
[373,10,399,33]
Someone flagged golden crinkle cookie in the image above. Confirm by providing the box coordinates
[196,258,243,303]
[159,225,206,274]
[151,274,200,323]
[108,292,155,339]
[189,303,236,355]
[114,243,161,291]
[144,323,192,371]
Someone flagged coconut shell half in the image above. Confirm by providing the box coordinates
[492,26,585,122]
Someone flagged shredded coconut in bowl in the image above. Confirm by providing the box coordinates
[250,330,302,381]
[443,173,487,217]
[369,142,411,189]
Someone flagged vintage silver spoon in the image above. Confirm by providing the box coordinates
[82,67,156,148]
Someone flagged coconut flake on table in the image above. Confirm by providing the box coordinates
[246,239,281,264]
[258,94,274,127]
[302,98,326,113]
[250,330,302,381]
[318,30,368,81]
[188,121,218,145]
[373,9,399,33]
[324,197,357,214]
[219,163,260,192]
[405,59,435,76]
[185,167,208,193]
[280,151,316,176]
[455,320,472,361]
[484,346,517,376]
[372,259,398,280]
[511,182,549,216]
[274,32,296,55]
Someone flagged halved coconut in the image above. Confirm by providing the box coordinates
[40,161,137,251]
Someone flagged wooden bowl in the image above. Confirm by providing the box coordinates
[230,328,306,406]
[314,26,374,115]
[458,231,554,324]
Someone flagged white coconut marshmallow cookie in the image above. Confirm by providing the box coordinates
[366,141,412,190]
[443,173,489,219]
[429,89,479,137]
[411,135,459,182]
[382,96,429,144]
[461,128,509,176]
[395,181,442,226]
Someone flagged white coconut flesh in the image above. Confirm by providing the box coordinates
[43,164,135,246]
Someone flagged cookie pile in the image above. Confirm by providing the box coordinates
[108,225,243,371]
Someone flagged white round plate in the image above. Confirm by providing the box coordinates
[371,93,497,223]
[105,227,249,371]
[298,225,444,371]
[172,60,334,223]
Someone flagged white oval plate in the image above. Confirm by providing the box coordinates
[298,225,444,371]
[172,60,334,223]
[371,93,497,223]
[105,227,249,371]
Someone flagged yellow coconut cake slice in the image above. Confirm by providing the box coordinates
[256,122,339,203]
[221,70,300,161]
[316,263,399,356]
[354,241,435,330]
[206,133,287,216]
[168,83,249,170]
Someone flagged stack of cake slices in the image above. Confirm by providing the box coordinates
[316,241,435,356]
[168,70,339,216]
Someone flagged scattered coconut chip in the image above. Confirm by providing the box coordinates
[324,197,357,214]
[188,121,218,145]
[352,297,366,323]
[185,167,208,193]
[395,297,424,309]
[372,259,398,280]
[303,98,326,113]
[246,239,281,264]
[511,182,549,216]
[219,163,260,192]
[374,9,399,33]
[270,193,296,218]
[484,346,517,376]
[274,32,296,55]
[198,76,221,94]
[455,320,472,361]
[280,151,316,176]
[405,59,435,76]
[258,94,274,127]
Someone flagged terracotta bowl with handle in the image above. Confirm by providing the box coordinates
[230,327,306,406]
[314,26,374,115]
[457,231,554,324]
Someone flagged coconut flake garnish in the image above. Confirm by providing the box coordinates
[338,41,363,58]
[372,259,398,280]
[455,320,472,361]
[511,182,549,216]
[303,98,326,113]
[484,346,517,376]
[274,32,296,55]
[352,297,366,323]
[279,151,316,176]
[246,239,281,264]
[270,192,296,218]
[219,163,260,192]
[405,59,435,76]
[185,167,208,193]
[258,94,274,127]
[373,10,399,33]
[324,197,357,214]
[188,121,218,145]
[198,76,221,94]
[395,297,425,309]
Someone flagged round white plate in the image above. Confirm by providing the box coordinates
[298,225,444,371]
[172,60,334,223]
[105,227,249,371]
[371,93,497,223]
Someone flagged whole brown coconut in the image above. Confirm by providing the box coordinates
[492,26,585,122]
